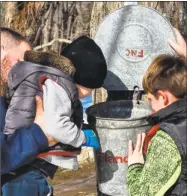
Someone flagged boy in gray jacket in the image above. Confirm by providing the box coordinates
[5,36,107,170]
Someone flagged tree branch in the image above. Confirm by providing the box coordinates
[32,24,44,46]
[34,38,72,50]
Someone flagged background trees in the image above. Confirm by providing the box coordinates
[1,1,186,102]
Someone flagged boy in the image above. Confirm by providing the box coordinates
[4,36,106,176]
[127,54,187,195]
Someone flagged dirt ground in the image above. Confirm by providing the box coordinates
[49,160,97,196]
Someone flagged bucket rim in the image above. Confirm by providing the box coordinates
[86,100,151,121]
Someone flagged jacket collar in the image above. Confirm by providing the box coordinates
[147,98,187,125]
[24,50,75,76]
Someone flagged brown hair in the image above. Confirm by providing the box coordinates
[143,54,187,99]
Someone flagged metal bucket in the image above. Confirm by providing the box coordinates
[86,100,152,196]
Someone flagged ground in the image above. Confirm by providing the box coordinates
[49,160,97,196]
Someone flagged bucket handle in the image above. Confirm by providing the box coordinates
[133,86,141,104]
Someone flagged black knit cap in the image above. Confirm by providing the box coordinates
[61,36,107,89]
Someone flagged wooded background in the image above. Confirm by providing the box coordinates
[1,1,187,103]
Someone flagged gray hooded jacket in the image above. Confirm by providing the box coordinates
[5,52,84,174]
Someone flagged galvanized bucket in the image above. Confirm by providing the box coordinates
[86,100,152,196]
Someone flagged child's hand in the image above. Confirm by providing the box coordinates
[128,133,145,166]
[168,28,186,58]
[82,129,100,150]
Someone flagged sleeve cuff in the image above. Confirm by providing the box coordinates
[128,163,144,171]
[29,123,49,152]
[75,130,85,147]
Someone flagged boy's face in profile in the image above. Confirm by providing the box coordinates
[146,93,165,113]
[146,90,179,113]
[147,93,163,112]
[76,84,93,99]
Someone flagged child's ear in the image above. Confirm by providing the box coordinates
[157,90,169,105]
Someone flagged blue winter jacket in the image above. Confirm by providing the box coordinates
[0,96,48,174]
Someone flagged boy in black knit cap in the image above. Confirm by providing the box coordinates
[5,36,107,170]
[61,36,107,89]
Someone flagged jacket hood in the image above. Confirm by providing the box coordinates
[8,50,76,90]
[24,50,75,76]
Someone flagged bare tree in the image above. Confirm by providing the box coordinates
[1,2,186,104]
[1,2,93,53]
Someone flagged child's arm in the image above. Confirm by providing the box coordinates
[43,79,85,147]
[127,130,181,196]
